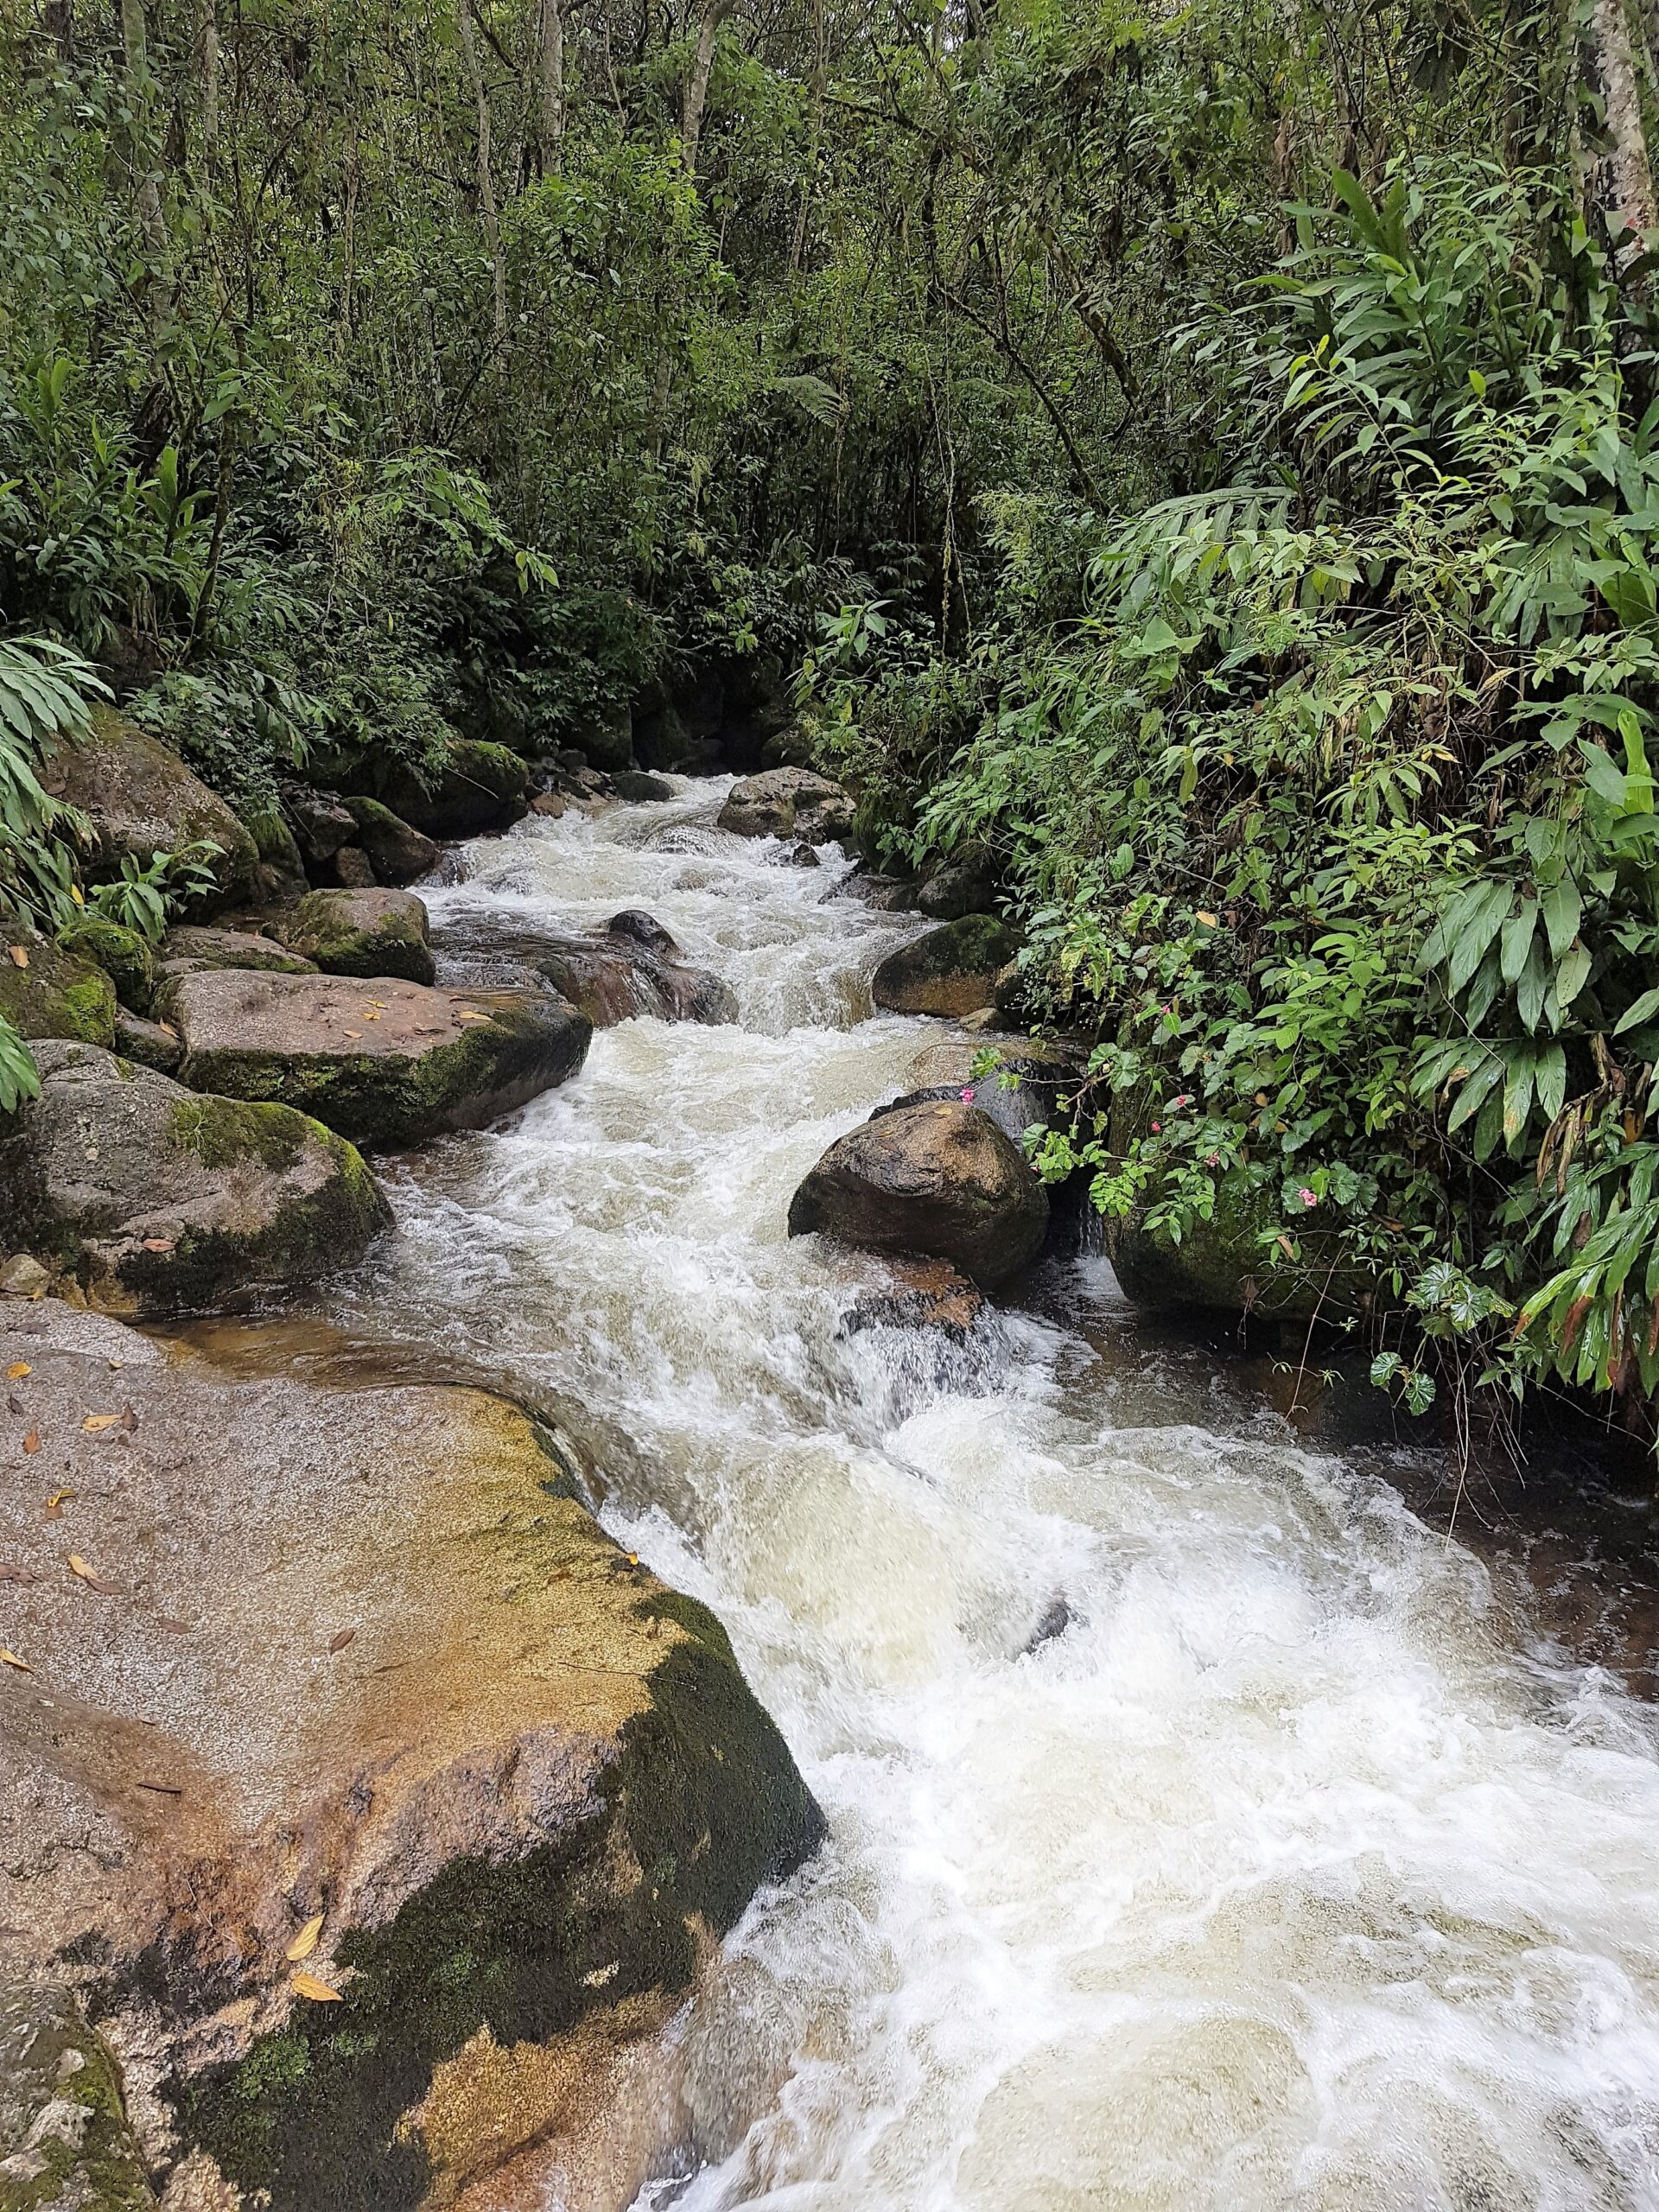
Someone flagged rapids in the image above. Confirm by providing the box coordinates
[332,777,1659,2212]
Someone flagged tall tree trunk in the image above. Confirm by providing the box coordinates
[458,0,509,347]
[681,0,734,174]
[537,0,564,162]
[119,0,169,261]
[1587,0,1657,282]
[196,0,219,168]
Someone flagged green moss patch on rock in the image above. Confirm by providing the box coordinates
[0,1040,389,1316]
[279,888,435,986]
[871,913,1017,1018]
[0,1980,156,2211]
[0,939,116,1047]
[327,741,530,839]
[53,919,156,1016]
[156,925,317,980]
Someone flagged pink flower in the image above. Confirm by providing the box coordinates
[960,1087,976,1103]
[1205,1152,1219,1166]
[1172,1093,1192,1109]
[1298,1186,1318,1209]
[1150,1121,1161,1134]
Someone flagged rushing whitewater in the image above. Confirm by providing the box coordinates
[335,779,1659,2211]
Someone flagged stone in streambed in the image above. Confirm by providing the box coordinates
[39,709,258,914]
[0,1301,823,2212]
[611,770,675,803]
[280,887,435,987]
[716,768,854,843]
[162,968,590,1149]
[111,1009,182,1074]
[0,1977,156,2209]
[871,913,1017,1018]
[54,917,157,1014]
[437,912,737,1029]
[341,796,438,885]
[0,936,116,1046]
[285,787,359,865]
[158,925,318,980]
[0,1039,389,1316]
[917,852,997,922]
[788,1099,1048,1287]
[345,740,530,838]
[841,1255,987,1340]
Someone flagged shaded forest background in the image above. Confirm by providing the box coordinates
[5,0,1659,1446]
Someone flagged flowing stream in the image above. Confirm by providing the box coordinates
[331,777,1659,2211]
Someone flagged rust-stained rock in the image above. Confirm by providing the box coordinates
[841,1255,987,1340]
[0,1303,823,2212]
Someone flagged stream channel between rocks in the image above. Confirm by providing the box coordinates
[257,774,1659,2209]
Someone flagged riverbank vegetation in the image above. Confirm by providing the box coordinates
[3,0,1659,1446]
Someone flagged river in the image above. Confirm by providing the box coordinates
[327,776,1659,2211]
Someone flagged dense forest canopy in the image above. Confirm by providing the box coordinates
[4,0,1659,1448]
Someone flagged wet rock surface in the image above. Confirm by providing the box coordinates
[156,928,316,982]
[0,1303,823,2212]
[435,912,737,1029]
[870,913,1018,1018]
[279,888,436,988]
[40,713,257,915]
[160,969,591,1150]
[841,1255,988,1339]
[0,1040,390,1316]
[340,798,438,887]
[715,768,855,843]
[788,1097,1049,1287]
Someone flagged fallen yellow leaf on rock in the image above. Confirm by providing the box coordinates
[458,1012,491,1024]
[5,1363,30,1382]
[67,1554,119,1594]
[6,945,27,969]
[0,1649,30,1672]
[290,1970,342,2003]
[82,1413,123,1433]
[44,1484,70,1510]
[22,1433,40,1456]
[286,1913,326,1961]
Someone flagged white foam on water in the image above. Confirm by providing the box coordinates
[343,779,1659,2212]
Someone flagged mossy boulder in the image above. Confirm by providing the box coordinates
[572,699,635,773]
[716,767,855,842]
[162,969,590,1149]
[340,798,438,886]
[280,888,435,987]
[788,1097,1049,1287]
[0,938,116,1046]
[243,804,309,909]
[54,917,156,1014]
[916,851,997,922]
[870,913,1018,1018]
[0,1303,822,2212]
[0,1039,390,1315]
[353,741,530,839]
[111,1010,181,1074]
[38,709,257,912]
[0,1979,156,2210]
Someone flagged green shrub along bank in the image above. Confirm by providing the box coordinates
[4,0,1659,1452]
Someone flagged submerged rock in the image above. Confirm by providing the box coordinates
[341,797,438,886]
[162,969,590,1149]
[610,770,674,804]
[0,1977,156,2210]
[280,888,436,987]
[788,1098,1048,1287]
[40,709,258,913]
[0,1039,390,1315]
[0,1303,823,2212]
[841,1255,987,1340]
[0,936,117,1046]
[871,914,1017,1018]
[716,767,855,843]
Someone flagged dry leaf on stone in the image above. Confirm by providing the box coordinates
[141,1238,175,1254]
[0,1649,30,1672]
[67,1554,120,1594]
[458,1011,492,1024]
[22,1433,41,1457]
[8,1395,22,1414]
[82,1412,123,1433]
[328,1627,356,1653]
[285,1914,326,1961]
[5,1363,30,1382]
[6,946,27,969]
[289,1971,342,2003]
[0,1564,39,1585]
[44,1485,70,1512]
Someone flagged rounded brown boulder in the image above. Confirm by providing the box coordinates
[787,1098,1048,1287]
